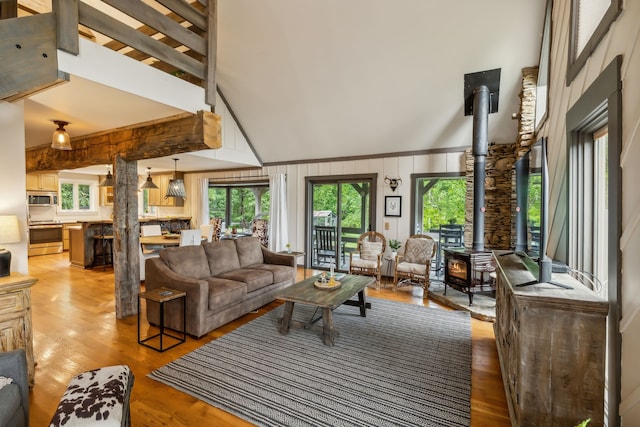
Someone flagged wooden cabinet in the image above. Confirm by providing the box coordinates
[68,225,87,268]
[147,173,184,207]
[0,273,37,386]
[99,185,114,206]
[26,173,58,191]
[63,222,78,251]
[493,251,608,427]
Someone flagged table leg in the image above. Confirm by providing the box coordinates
[278,301,295,335]
[321,307,338,346]
[358,290,367,317]
[137,295,141,344]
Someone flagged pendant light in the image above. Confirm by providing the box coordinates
[140,167,159,189]
[165,158,186,198]
[51,120,72,150]
[99,168,114,187]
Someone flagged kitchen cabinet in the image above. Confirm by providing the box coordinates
[68,225,86,268]
[0,273,38,386]
[493,251,608,427]
[147,173,184,207]
[63,222,78,251]
[26,173,58,191]
[100,184,114,206]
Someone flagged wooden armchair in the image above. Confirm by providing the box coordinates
[349,231,386,289]
[394,234,437,295]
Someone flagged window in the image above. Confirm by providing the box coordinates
[567,0,622,84]
[566,56,621,425]
[60,180,96,212]
[412,174,466,234]
[208,182,270,230]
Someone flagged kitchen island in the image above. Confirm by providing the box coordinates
[69,217,191,269]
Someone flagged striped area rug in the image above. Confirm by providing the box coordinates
[149,297,471,427]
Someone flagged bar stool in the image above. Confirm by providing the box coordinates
[93,231,114,270]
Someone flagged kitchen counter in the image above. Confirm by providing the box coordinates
[69,217,191,269]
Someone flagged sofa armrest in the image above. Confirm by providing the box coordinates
[145,258,209,322]
[0,349,29,425]
[261,247,296,268]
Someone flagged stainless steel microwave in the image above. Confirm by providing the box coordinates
[27,191,58,206]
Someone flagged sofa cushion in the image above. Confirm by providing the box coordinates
[0,383,24,427]
[361,241,383,261]
[160,245,211,279]
[248,263,293,284]
[235,237,264,267]
[403,237,434,264]
[217,268,273,293]
[203,240,241,276]
[205,278,247,310]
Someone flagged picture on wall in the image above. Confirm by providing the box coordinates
[385,196,402,217]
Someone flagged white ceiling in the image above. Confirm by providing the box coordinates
[21,0,546,174]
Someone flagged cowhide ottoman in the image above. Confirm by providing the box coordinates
[49,365,134,427]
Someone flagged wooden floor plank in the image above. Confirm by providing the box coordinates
[26,253,509,426]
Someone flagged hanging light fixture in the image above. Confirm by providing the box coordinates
[140,167,159,189]
[165,158,186,198]
[99,167,114,187]
[51,120,72,150]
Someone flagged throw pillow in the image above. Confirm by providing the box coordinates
[0,376,13,390]
[403,238,434,264]
[361,241,383,261]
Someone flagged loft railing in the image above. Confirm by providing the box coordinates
[1,0,216,105]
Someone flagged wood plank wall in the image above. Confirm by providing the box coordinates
[537,1,640,424]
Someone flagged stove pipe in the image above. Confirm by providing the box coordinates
[472,86,489,251]
[514,152,530,251]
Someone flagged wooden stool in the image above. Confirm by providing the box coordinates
[49,365,134,426]
[92,234,114,269]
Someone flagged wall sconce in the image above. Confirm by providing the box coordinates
[384,176,402,192]
[140,167,159,189]
[51,120,72,150]
[165,158,186,199]
[0,215,20,277]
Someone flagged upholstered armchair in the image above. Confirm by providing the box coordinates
[393,234,437,294]
[209,217,222,242]
[349,231,387,289]
[0,349,29,427]
[252,219,269,247]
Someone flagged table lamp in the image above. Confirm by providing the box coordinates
[0,215,20,277]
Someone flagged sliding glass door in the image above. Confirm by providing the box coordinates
[306,175,377,272]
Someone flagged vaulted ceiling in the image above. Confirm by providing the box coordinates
[19,0,546,173]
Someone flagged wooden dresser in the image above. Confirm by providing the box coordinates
[0,272,37,386]
[493,251,608,427]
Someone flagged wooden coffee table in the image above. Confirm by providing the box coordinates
[277,274,374,346]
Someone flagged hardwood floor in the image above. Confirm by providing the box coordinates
[26,252,510,426]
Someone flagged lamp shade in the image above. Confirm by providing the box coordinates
[165,158,186,198]
[165,178,186,198]
[0,215,20,244]
[0,215,20,278]
[51,120,72,150]
[99,170,114,187]
[140,167,159,189]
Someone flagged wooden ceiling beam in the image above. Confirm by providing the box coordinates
[25,111,221,173]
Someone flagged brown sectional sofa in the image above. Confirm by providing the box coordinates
[145,237,296,338]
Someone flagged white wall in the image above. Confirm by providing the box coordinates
[0,101,29,274]
[185,150,466,253]
[541,2,640,424]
